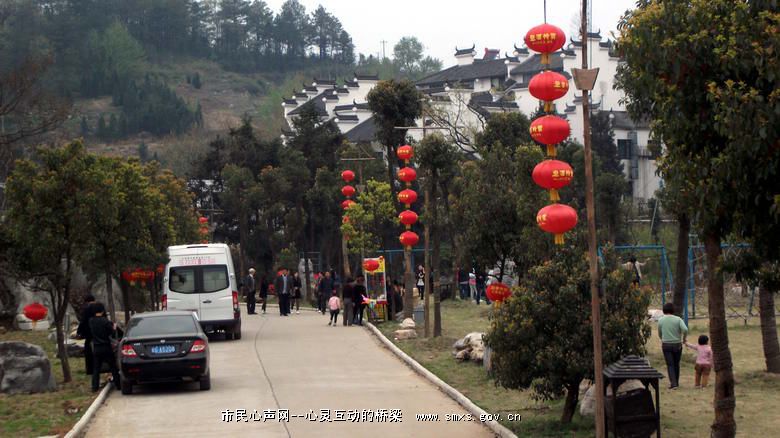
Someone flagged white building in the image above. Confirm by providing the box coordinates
[281,33,661,201]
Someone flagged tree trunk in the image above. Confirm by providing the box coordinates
[51,283,72,383]
[121,281,131,326]
[403,248,413,320]
[423,178,432,338]
[561,382,580,423]
[673,213,690,317]
[758,285,780,373]
[386,145,398,203]
[341,236,351,280]
[432,176,442,337]
[704,232,737,437]
[239,211,249,277]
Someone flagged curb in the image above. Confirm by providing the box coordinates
[365,322,517,438]
[64,382,112,438]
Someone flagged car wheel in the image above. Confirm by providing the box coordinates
[233,321,242,340]
[199,372,211,391]
[121,379,133,395]
[225,330,234,340]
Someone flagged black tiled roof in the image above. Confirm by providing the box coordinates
[313,78,336,85]
[295,92,308,98]
[609,110,650,130]
[510,52,566,75]
[469,91,518,110]
[513,44,529,56]
[335,114,359,122]
[283,99,297,105]
[334,102,370,112]
[420,86,447,95]
[323,94,339,101]
[603,355,663,380]
[304,85,317,92]
[455,45,476,56]
[345,80,359,88]
[417,57,511,86]
[335,87,349,94]
[345,116,378,143]
[354,73,379,81]
[288,91,328,116]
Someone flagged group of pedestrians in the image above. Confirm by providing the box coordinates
[76,295,121,392]
[243,267,301,316]
[657,302,713,389]
[456,267,491,305]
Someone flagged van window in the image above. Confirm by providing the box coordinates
[170,267,196,294]
[202,266,229,293]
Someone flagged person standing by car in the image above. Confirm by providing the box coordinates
[318,271,335,315]
[245,268,257,314]
[291,271,302,314]
[259,273,269,314]
[77,294,96,375]
[274,268,292,316]
[342,277,355,326]
[658,302,688,389]
[88,302,121,392]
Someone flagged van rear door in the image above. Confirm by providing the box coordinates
[167,265,201,317]
[199,264,233,322]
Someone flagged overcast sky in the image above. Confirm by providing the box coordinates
[265,0,638,66]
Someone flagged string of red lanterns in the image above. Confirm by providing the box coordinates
[396,145,419,249]
[341,169,356,241]
[198,215,210,244]
[525,22,578,245]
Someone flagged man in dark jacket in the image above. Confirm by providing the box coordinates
[245,268,257,314]
[274,268,292,316]
[88,302,120,392]
[342,278,355,326]
[259,274,269,314]
[317,271,335,315]
[354,276,367,326]
[77,294,96,375]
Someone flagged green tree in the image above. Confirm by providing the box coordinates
[393,36,423,73]
[615,2,780,433]
[485,245,652,423]
[4,141,95,383]
[474,112,533,156]
[340,180,395,255]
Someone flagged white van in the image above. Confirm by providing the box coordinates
[162,244,241,340]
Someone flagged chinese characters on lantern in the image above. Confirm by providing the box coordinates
[526,23,578,245]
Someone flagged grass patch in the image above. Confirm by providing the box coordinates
[377,299,780,436]
[0,329,98,437]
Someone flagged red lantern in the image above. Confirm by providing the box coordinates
[398,210,418,229]
[532,160,574,201]
[399,231,419,248]
[199,226,209,235]
[156,264,165,275]
[530,115,570,155]
[397,145,414,162]
[343,215,350,224]
[342,199,355,210]
[198,216,208,224]
[341,170,355,183]
[397,167,417,183]
[486,282,512,303]
[536,204,578,245]
[363,259,380,273]
[529,71,570,112]
[341,185,356,198]
[397,189,418,206]
[23,302,48,322]
[524,23,566,64]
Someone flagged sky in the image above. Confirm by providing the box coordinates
[264,0,638,66]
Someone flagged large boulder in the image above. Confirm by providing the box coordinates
[393,329,417,340]
[452,332,486,363]
[0,341,57,394]
[400,318,416,329]
[580,379,646,417]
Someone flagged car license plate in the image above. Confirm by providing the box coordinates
[151,344,176,355]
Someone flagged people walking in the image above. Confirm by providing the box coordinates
[77,294,97,375]
[457,267,469,300]
[328,291,341,326]
[259,273,269,314]
[245,268,257,314]
[318,271,335,315]
[291,271,302,314]
[416,265,425,300]
[685,334,713,388]
[274,268,292,316]
[658,302,688,389]
[342,277,355,326]
[622,256,647,286]
[88,302,120,392]
[354,276,367,326]
[475,270,488,305]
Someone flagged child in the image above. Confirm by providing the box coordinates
[685,334,713,388]
[328,291,341,326]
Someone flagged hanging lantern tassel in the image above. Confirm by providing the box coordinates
[549,189,560,202]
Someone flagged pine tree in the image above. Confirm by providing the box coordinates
[192,72,202,89]
[80,116,89,137]
[97,114,107,139]
[138,142,149,162]
[108,113,118,140]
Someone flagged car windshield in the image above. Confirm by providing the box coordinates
[127,315,198,337]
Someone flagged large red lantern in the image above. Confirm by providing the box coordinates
[529,71,570,112]
[23,302,48,323]
[341,185,356,198]
[397,189,418,206]
[532,160,574,201]
[399,231,419,249]
[486,282,512,304]
[363,259,380,273]
[530,115,570,155]
[341,170,355,183]
[342,215,350,224]
[198,216,208,224]
[397,145,414,162]
[536,204,578,245]
[398,210,418,229]
[524,23,566,64]
[397,167,417,183]
[342,199,355,210]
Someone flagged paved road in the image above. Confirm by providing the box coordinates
[85,307,493,437]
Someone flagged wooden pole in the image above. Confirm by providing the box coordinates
[580,0,605,436]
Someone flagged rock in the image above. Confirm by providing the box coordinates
[0,341,57,394]
[452,337,468,351]
[454,349,470,361]
[580,379,646,417]
[393,329,417,340]
[400,318,416,329]
[67,339,85,358]
[470,346,485,362]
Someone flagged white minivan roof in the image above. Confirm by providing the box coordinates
[168,243,230,256]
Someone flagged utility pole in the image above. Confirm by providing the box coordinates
[572,0,604,435]
[380,40,388,60]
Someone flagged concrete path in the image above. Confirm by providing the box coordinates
[85,307,493,437]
